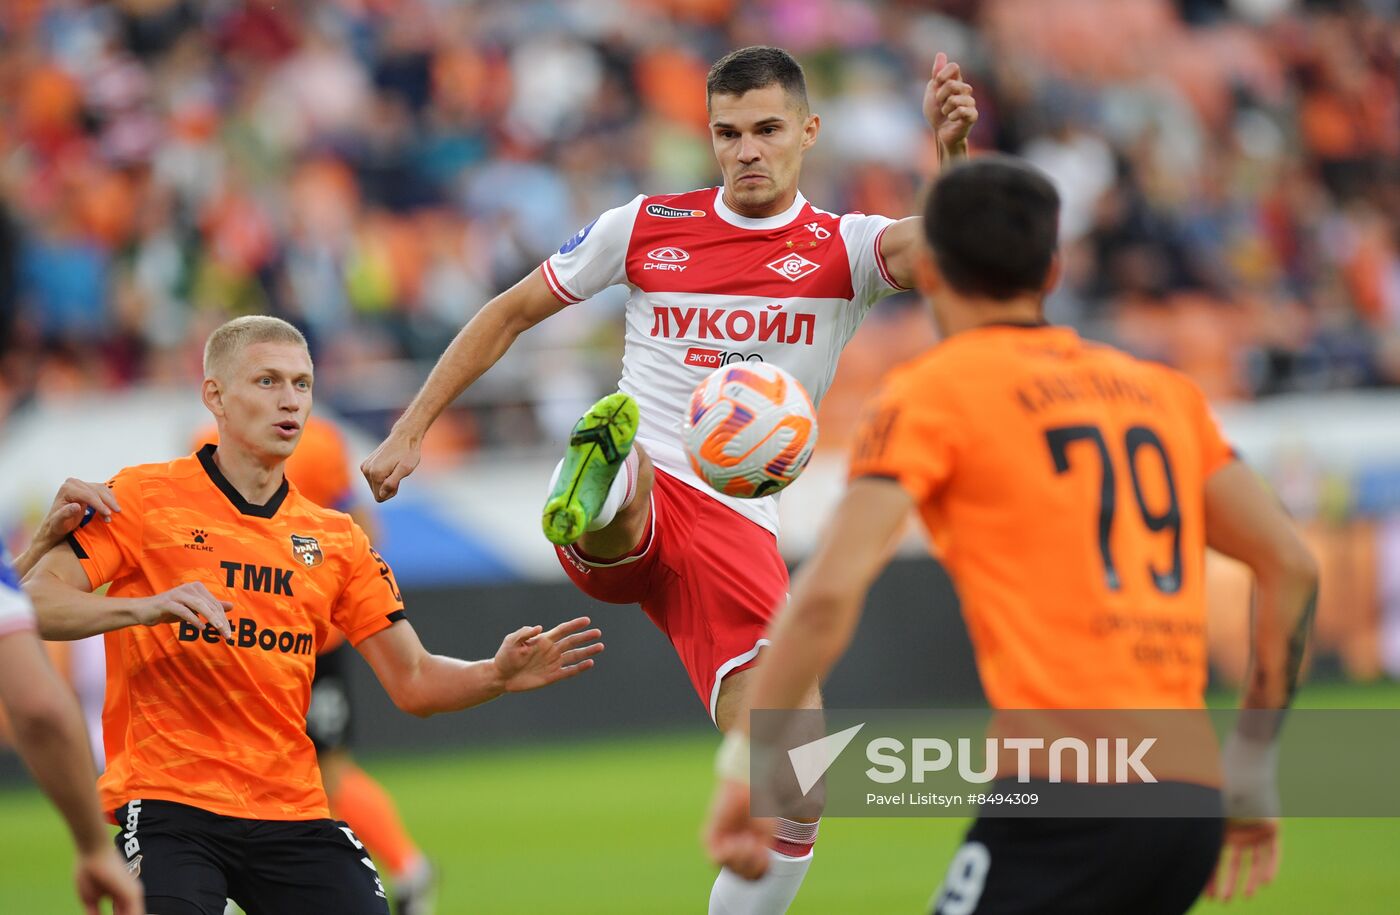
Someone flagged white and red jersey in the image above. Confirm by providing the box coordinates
[0,554,36,640]
[540,187,908,533]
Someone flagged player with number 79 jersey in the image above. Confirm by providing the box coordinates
[705,157,1319,915]
[362,45,978,914]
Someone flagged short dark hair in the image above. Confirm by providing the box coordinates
[922,155,1061,300]
[706,46,808,112]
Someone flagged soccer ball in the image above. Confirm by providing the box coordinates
[682,362,818,499]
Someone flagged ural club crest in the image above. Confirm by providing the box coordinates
[290,534,324,568]
[767,253,821,282]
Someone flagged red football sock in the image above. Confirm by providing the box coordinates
[329,763,422,876]
[771,817,819,858]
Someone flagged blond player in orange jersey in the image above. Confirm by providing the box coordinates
[704,158,1319,913]
[190,417,437,914]
[22,316,603,915]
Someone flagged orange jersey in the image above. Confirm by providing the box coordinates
[70,445,405,820]
[193,417,355,654]
[850,326,1234,710]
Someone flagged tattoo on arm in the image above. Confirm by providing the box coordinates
[1244,585,1318,740]
[1283,586,1319,709]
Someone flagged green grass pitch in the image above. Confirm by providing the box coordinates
[2,681,1398,912]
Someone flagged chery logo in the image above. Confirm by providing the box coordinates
[645,246,690,272]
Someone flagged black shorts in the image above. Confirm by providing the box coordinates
[306,643,353,753]
[114,799,389,915]
[931,786,1223,915]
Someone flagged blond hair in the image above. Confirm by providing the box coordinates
[203,316,309,379]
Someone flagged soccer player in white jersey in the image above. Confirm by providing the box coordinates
[362,46,977,913]
[2,480,143,914]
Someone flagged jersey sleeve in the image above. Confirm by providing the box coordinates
[67,470,145,591]
[848,367,965,504]
[332,523,406,646]
[539,195,644,304]
[0,558,36,639]
[840,213,910,309]
[1181,378,1236,478]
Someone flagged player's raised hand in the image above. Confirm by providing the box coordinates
[922,52,978,153]
[361,431,422,503]
[74,846,144,915]
[136,582,234,642]
[12,478,123,578]
[704,778,772,881]
[36,479,121,552]
[1206,818,1281,902]
[493,616,603,692]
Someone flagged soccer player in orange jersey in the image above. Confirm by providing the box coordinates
[191,416,438,913]
[704,158,1319,913]
[22,316,603,915]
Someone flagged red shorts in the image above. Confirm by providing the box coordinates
[555,468,788,721]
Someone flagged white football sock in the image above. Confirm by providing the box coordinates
[587,448,639,531]
[708,850,813,915]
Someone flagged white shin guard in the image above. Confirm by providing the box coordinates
[708,850,814,915]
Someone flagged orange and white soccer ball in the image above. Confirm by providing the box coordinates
[682,362,818,499]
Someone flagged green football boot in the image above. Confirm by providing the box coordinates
[541,392,639,546]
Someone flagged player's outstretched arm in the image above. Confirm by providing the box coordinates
[23,544,234,641]
[361,269,571,502]
[10,479,122,578]
[1201,460,1319,902]
[0,630,145,915]
[704,478,911,880]
[357,617,604,717]
[1205,461,1319,721]
[877,51,979,290]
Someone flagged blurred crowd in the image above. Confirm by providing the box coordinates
[0,0,1398,455]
